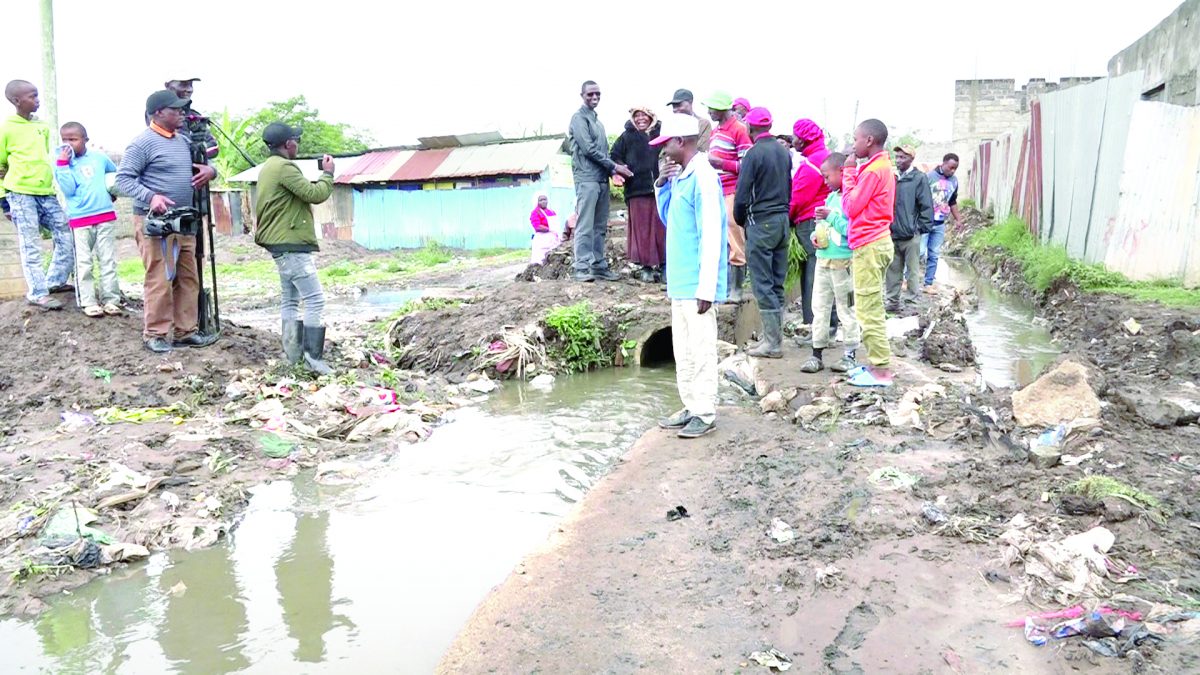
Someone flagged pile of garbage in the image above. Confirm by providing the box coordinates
[515,224,630,282]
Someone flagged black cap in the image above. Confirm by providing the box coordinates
[145,90,190,116]
[668,88,694,105]
[262,122,302,147]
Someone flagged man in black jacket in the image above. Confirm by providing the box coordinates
[886,144,933,312]
[734,107,793,358]
[568,80,633,282]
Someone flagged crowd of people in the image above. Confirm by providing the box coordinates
[557,81,960,437]
[1,77,337,371]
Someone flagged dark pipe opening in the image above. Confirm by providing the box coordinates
[640,327,674,367]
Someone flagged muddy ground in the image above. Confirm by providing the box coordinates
[0,237,530,616]
[440,214,1200,672]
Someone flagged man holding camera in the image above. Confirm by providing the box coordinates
[253,122,335,375]
[117,89,218,353]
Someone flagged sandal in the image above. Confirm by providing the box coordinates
[102,303,122,316]
[83,305,104,318]
[800,356,824,373]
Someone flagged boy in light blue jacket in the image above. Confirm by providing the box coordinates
[800,152,861,374]
[54,122,121,316]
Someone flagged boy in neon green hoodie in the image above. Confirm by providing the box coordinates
[0,80,74,309]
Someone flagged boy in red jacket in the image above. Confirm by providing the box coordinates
[841,119,896,386]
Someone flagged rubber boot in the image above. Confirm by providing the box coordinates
[282,320,304,365]
[748,310,783,359]
[727,264,743,303]
[302,325,334,375]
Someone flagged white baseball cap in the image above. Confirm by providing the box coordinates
[649,113,701,146]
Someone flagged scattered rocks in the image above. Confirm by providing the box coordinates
[1011,361,1102,427]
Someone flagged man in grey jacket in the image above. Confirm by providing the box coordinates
[569,81,633,282]
[885,144,933,312]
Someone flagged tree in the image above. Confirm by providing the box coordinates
[213,96,372,183]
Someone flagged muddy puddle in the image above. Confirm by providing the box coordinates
[226,288,427,336]
[0,368,680,673]
[940,258,1061,388]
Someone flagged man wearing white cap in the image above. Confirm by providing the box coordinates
[651,113,728,439]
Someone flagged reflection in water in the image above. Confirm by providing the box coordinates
[940,258,1061,388]
[158,545,250,674]
[2,367,679,673]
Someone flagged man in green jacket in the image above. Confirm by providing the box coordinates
[254,122,335,374]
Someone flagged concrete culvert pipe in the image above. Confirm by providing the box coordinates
[634,325,674,367]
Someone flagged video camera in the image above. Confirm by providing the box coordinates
[143,207,200,238]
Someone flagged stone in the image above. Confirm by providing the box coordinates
[1027,444,1062,469]
[1112,387,1187,428]
[1101,496,1137,523]
[759,390,795,416]
[1011,361,1102,428]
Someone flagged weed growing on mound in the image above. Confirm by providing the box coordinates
[784,234,807,294]
[969,216,1200,307]
[545,301,610,373]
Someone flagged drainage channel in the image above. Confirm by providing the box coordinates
[0,367,680,673]
[940,257,1061,388]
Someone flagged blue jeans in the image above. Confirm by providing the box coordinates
[8,193,74,301]
[923,222,946,286]
[273,252,325,326]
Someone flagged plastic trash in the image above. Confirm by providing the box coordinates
[257,432,294,458]
[1024,617,1048,646]
[748,648,792,671]
[768,518,796,543]
[59,411,96,432]
[666,505,690,521]
[921,502,949,524]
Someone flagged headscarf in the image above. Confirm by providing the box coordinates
[792,118,823,143]
[629,106,657,125]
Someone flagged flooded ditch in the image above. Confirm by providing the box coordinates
[0,368,680,673]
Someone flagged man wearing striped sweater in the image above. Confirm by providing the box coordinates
[117,90,218,354]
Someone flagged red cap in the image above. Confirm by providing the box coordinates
[744,107,773,128]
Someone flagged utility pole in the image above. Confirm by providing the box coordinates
[39,0,58,143]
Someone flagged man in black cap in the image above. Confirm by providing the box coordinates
[668,89,712,153]
[253,122,336,374]
[117,89,218,353]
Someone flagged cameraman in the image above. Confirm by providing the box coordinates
[254,123,335,374]
[145,77,219,161]
[117,90,218,353]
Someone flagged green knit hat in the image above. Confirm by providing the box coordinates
[703,91,733,111]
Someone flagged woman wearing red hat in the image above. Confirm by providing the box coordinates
[788,118,834,332]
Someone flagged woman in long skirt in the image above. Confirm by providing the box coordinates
[610,106,666,282]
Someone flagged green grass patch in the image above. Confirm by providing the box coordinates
[1066,475,1169,524]
[383,297,463,323]
[545,301,610,373]
[969,216,1200,307]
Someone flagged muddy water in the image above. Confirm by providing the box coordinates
[0,368,680,674]
[940,258,1060,388]
[225,288,426,336]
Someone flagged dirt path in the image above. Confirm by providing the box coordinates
[441,241,1200,673]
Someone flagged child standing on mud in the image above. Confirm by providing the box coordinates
[55,122,122,317]
[529,194,560,265]
[0,79,75,310]
[841,119,896,387]
[800,152,860,374]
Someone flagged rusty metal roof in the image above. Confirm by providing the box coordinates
[429,139,565,179]
[335,137,567,184]
[335,150,416,184]
[389,148,454,182]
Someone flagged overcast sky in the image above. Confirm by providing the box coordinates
[3,0,1182,153]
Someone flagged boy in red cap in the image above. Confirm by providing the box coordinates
[841,119,896,386]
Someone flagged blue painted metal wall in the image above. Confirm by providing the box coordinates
[352,182,576,250]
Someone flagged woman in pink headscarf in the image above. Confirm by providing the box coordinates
[732,98,752,121]
[788,119,833,329]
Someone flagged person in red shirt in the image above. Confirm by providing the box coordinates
[788,118,833,330]
[841,118,896,387]
[704,91,753,302]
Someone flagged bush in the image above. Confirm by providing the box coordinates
[545,301,611,373]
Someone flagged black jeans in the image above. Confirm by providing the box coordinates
[794,220,839,328]
[746,212,790,312]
